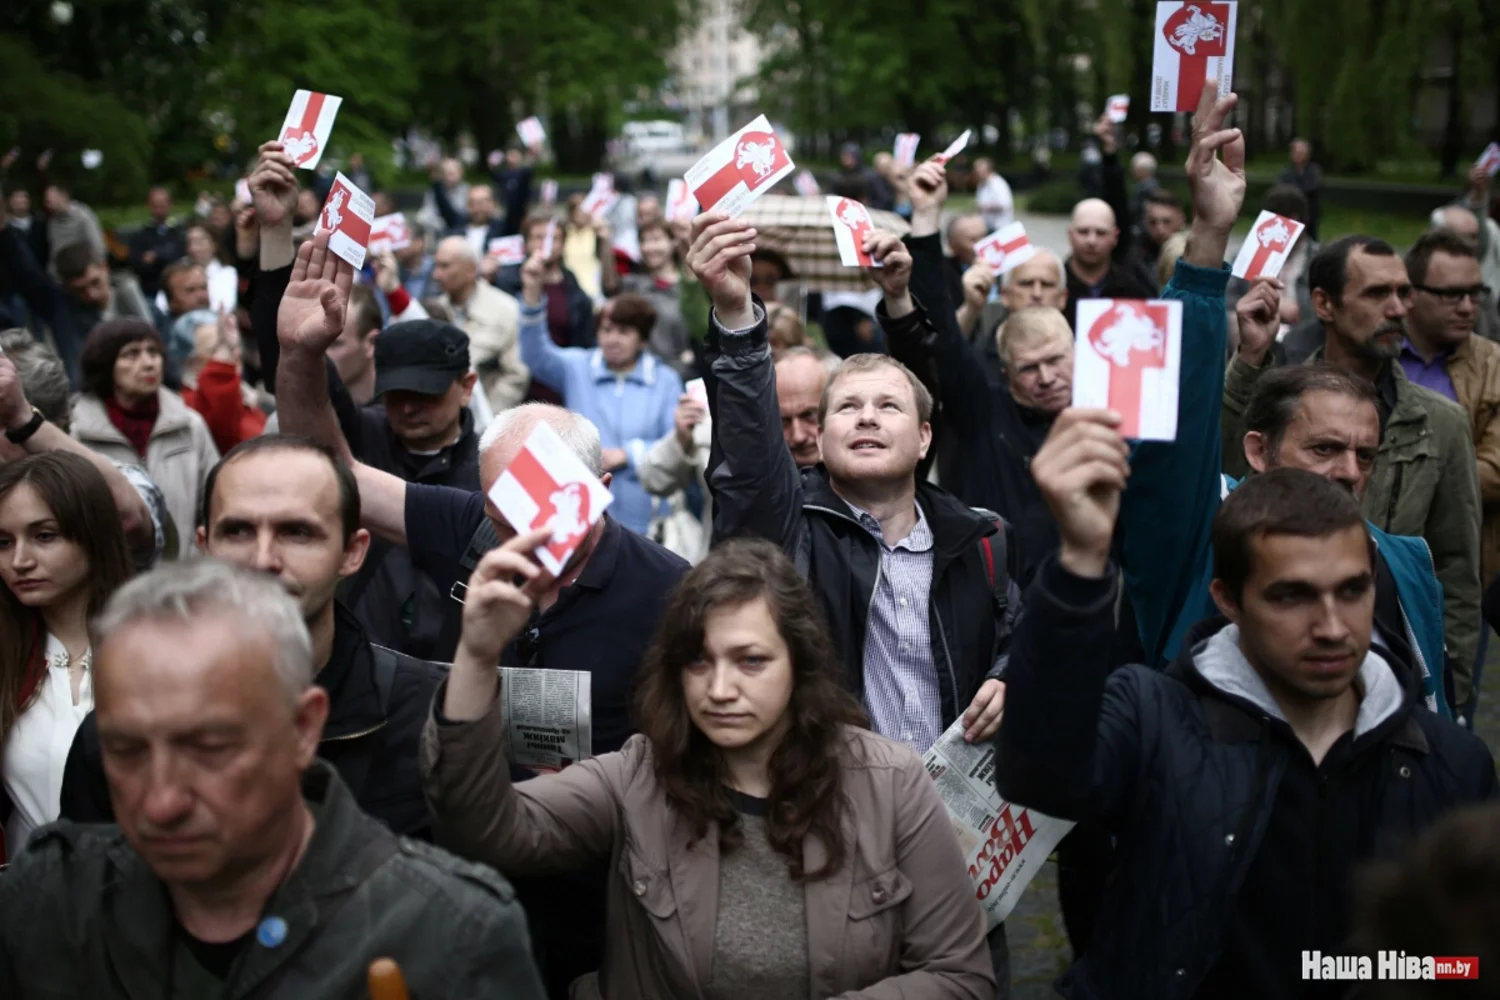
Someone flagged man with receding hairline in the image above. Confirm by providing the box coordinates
[4,558,545,999]
[1064,197,1156,331]
[776,347,831,468]
[433,234,528,411]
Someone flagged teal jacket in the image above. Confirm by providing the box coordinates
[1119,260,1452,717]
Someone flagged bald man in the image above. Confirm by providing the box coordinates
[456,183,506,258]
[1063,196,1156,331]
[432,235,528,410]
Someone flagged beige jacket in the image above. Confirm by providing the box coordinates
[449,281,529,412]
[71,389,219,557]
[637,419,711,564]
[1448,332,1500,585]
[421,700,995,1000]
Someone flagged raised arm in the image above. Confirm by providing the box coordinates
[275,233,409,546]
[694,213,807,548]
[515,252,575,391]
[1117,82,1247,666]
[0,198,65,328]
[1096,113,1134,261]
[247,141,298,392]
[424,531,622,872]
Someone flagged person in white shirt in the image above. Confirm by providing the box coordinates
[972,158,1016,233]
[0,452,134,858]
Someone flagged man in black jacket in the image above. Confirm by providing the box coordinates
[62,436,445,840]
[999,433,1497,999]
[126,186,185,299]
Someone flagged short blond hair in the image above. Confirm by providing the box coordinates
[997,307,1072,368]
[818,353,933,425]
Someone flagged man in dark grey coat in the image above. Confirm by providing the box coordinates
[0,559,544,1000]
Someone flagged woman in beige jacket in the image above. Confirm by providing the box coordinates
[70,319,219,557]
[422,535,994,1000]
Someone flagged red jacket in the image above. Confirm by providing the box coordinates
[181,360,267,454]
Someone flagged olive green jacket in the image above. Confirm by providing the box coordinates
[1223,350,1483,706]
[0,761,545,1000]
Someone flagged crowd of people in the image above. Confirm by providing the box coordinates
[0,79,1498,1000]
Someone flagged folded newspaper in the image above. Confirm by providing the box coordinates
[923,719,1074,929]
[498,667,592,773]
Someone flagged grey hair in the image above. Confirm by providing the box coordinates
[437,235,480,266]
[1130,152,1157,175]
[92,558,314,709]
[1002,248,1067,289]
[0,330,71,431]
[778,345,841,383]
[479,402,604,476]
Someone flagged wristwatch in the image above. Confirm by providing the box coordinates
[5,406,44,445]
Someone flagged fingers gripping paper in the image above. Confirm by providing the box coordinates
[1072,299,1183,441]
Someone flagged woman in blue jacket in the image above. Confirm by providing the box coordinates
[517,254,682,534]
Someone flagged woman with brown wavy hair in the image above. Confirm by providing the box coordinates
[423,534,993,1000]
[0,452,133,861]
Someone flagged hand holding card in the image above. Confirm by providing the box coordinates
[488,421,614,576]
[973,223,1038,274]
[316,172,376,269]
[1230,211,1306,281]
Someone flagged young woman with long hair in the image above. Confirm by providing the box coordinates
[0,452,134,857]
[423,535,993,1000]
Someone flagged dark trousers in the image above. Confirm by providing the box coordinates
[1056,819,1116,957]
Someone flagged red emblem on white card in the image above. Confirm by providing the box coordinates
[517,116,546,148]
[974,223,1038,275]
[579,173,617,217]
[1231,211,1306,281]
[368,213,410,256]
[1106,95,1131,123]
[1478,143,1500,177]
[487,235,527,265]
[488,422,614,576]
[685,114,795,218]
[932,130,972,166]
[1151,3,1237,112]
[666,179,698,222]
[316,172,375,270]
[278,90,343,170]
[1073,299,1183,440]
[827,197,878,268]
[894,134,921,169]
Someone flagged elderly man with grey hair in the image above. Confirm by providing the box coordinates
[0,558,546,999]
[432,235,528,411]
[270,232,689,995]
[1431,196,1500,341]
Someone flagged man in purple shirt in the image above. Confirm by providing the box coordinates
[1402,229,1491,403]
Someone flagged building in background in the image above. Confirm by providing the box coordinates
[671,0,762,141]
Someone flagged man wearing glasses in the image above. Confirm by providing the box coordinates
[1223,234,1483,722]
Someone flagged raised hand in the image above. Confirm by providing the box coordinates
[249,141,300,230]
[456,529,555,667]
[374,250,400,293]
[0,352,33,433]
[687,213,756,330]
[1031,408,1130,578]
[519,252,546,308]
[1234,277,1284,366]
[277,232,354,356]
[862,229,912,305]
[1184,80,1246,249]
[1092,112,1118,157]
[908,159,949,227]
[961,261,996,310]
[674,394,706,450]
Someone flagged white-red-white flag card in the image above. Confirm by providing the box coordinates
[517,116,547,148]
[894,133,921,169]
[316,172,375,270]
[487,235,527,265]
[1072,299,1183,441]
[278,90,343,170]
[1230,211,1307,281]
[1107,95,1131,123]
[368,213,411,256]
[1150,2,1237,113]
[933,130,972,166]
[685,114,795,218]
[666,179,698,222]
[488,421,614,577]
[827,197,879,268]
[974,223,1038,275]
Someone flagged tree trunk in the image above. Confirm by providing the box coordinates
[1438,27,1463,179]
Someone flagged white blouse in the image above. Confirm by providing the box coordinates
[3,633,93,851]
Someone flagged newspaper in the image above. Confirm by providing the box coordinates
[923,719,1074,929]
[498,667,592,773]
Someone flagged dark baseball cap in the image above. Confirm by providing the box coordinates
[373,319,471,398]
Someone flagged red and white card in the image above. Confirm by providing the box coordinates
[685,378,708,406]
[517,116,546,148]
[827,197,879,268]
[974,223,1038,275]
[666,178,698,222]
[1107,94,1131,123]
[933,130,972,166]
[539,179,558,206]
[1150,2,1237,113]
[487,235,527,265]
[1231,210,1306,281]
[580,173,617,217]
[541,217,558,259]
[316,172,376,270]
[488,421,614,576]
[793,170,821,198]
[1478,142,1500,177]
[235,177,253,205]
[1073,299,1183,441]
[894,133,921,169]
[278,90,343,170]
[368,213,411,256]
[685,113,795,218]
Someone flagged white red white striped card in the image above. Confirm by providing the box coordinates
[932,130,972,166]
[827,197,878,267]
[666,179,698,222]
[1150,2,1237,113]
[973,223,1038,275]
[1231,211,1306,281]
[487,235,527,265]
[368,213,411,256]
[579,173,617,217]
[1072,299,1183,441]
[279,90,343,170]
[488,421,613,576]
[793,170,821,197]
[316,172,375,270]
[517,116,546,148]
[685,114,795,218]
[1107,95,1131,123]
[894,133,921,169]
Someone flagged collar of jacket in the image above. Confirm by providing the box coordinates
[589,347,660,385]
[74,387,196,444]
[1307,348,1429,434]
[1165,616,1429,755]
[98,761,387,999]
[799,468,993,562]
[380,405,477,481]
[317,603,387,741]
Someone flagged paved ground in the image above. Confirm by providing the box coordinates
[1002,640,1500,998]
